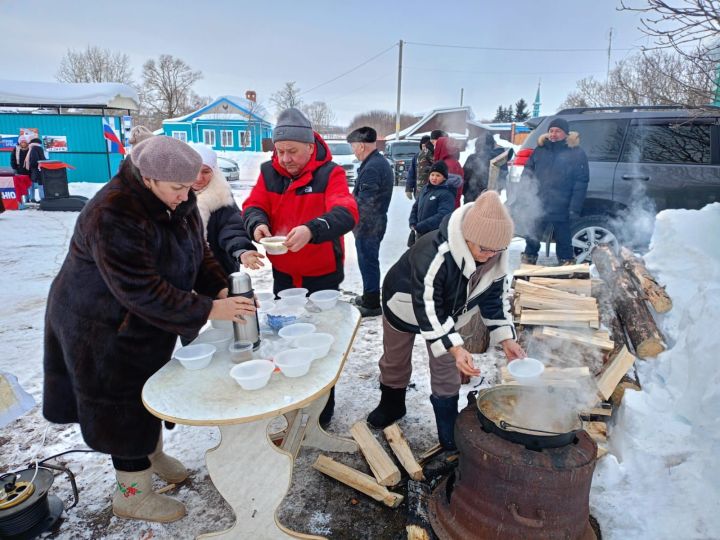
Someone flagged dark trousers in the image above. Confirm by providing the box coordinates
[272,268,342,295]
[112,455,151,472]
[355,234,382,294]
[524,220,573,261]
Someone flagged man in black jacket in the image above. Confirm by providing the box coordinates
[348,127,394,317]
[519,118,589,265]
[367,191,525,451]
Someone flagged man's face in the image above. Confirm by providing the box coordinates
[350,142,367,161]
[548,127,567,142]
[275,141,314,176]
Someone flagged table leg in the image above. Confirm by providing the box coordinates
[199,420,324,540]
[301,391,358,454]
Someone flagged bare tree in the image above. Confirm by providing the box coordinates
[141,54,204,122]
[302,101,335,131]
[270,82,303,113]
[56,46,134,84]
[561,50,714,109]
[347,110,420,138]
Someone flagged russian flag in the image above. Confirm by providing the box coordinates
[103,119,126,155]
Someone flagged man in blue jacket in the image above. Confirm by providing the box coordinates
[347,127,394,317]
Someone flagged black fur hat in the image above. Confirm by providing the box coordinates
[347,126,377,143]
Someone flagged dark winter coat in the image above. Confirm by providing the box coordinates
[243,132,359,288]
[434,137,464,207]
[43,160,228,458]
[26,140,45,184]
[409,181,456,236]
[405,146,434,195]
[463,136,505,202]
[382,204,515,357]
[519,132,589,221]
[353,149,394,238]
[196,169,254,276]
[10,145,30,176]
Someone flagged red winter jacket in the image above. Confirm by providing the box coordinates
[242,133,359,287]
[434,137,464,207]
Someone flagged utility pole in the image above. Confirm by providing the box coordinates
[395,39,403,141]
[607,28,613,80]
[460,88,464,106]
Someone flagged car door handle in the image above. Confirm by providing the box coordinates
[622,175,650,181]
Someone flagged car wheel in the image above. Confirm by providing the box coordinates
[570,215,619,263]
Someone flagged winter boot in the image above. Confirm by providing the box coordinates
[357,292,382,318]
[367,384,407,428]
[520,253,538,265]
[112,468,186,523]
[558,258,576,266]
[319,386,335,429]
[430,394,459,451]
[149,434,188,484]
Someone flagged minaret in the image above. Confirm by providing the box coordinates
[532,80,541,118]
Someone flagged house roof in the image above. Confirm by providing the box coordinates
[385,106,474,140]
[165,95,272,125]
[0,79,139,110]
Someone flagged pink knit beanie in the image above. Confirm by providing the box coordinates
[461,191,514,250]
[131,136,202,183]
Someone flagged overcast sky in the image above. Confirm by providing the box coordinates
[2,0,649,126]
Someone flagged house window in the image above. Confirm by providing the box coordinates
[171,131,187,142]
[203,130,216,147]
[240,130,252,149]
[221,130,233,148]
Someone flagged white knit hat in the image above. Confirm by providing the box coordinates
[188,142,218,169]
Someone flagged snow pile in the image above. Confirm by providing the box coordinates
[217,150,270,181]
[590,203,720,539]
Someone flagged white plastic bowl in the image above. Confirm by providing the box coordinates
[508,358,545,380]
[293,332,334,359]
[255,292,275,305]
[278,287,308,299]
[276,296,307,308]
[309,289,341,310]
[174,343,216,370]
[274,348,314,378]
[230,359,275,390]
[195,328,232,349]
[260,236,288,255]
[278,323,316,346]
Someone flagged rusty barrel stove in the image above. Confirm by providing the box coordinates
[429,390,598,540]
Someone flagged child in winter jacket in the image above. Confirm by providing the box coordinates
[408,161,456,246]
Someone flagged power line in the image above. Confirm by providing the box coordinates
[405,40,634,53]
[299,43,397,97]
[404,65,606,76]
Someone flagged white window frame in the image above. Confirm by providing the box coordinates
[239,130,252,149]
[203,129,216,147]
[171,131,187,142]
[221,130,233,148]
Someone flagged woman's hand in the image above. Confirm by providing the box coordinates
[209,296,256,322]
[240,251,265,270]
[216,288,229,299]
[449,345,481,378]
[501,339,526,362]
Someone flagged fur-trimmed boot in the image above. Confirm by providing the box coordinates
[367,384,407,428]
[112,468,186,523]
[149,434,188,484]
[430,394,459,451]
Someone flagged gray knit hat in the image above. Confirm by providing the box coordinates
[131,136,202,183]
[272,107,314,144]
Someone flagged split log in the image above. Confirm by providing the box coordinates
[610,375,642,408]
[582,421,608,443]
[405,480,436,540]
[518,293,597,312]
[620,247,672,313]
[417,443,442,466]
[529,277,592,296]
[593,245,665,358]
[514,278,592,300]
[520,309,599,329]
[596,346,637,400]
[383,424,425,481]
[312,455,404,508]
[540,327,614,351]
[514,263,590,278]
[350,422,401,486]
[596,445,609,460]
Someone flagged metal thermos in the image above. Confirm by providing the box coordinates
[229,271,261,350]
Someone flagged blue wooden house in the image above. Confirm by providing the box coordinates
[162,96,273,152]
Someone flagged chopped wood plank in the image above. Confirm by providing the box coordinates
[583,421,608,442]
[540,327,614,351]
[518,294,597,311]
[514,278,593,300]
[280,412,308,459]
[529,277,592,296]
[417,443,442,466]
[501,366,590,384]
[383,424,424,481]
[514,263,590,278]
[350,422,401,486]
[520,309,599,329]
[596,445,609,459]
[313,455,404,508]
[596,346,637,400]
[620,247,672,314]
[581,405,613,418]
[610,376,642,407]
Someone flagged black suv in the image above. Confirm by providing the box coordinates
[507,106,720,262]
[383,140,420,185]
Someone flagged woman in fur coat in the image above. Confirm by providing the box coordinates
[43,136,256,523]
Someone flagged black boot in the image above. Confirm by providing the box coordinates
[430,394,459,451]
[357,292,382,318]
[520,253,538,265]
[367,384,406,428]
[319,386,335,429]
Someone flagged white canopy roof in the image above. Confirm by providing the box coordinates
[0,80,139,110]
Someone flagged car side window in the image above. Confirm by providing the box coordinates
[621,122,711,164]
[567,119,627,162]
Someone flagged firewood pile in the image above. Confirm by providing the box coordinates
[509,246,672,459]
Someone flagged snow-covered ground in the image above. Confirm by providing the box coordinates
[1,162,718,538]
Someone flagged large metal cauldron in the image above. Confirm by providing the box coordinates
[428,394,597,540]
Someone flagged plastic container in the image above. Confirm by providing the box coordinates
[278,288,308,299]
[309,290,341,310]
[276,296,307,308]
[274,348,314,378]
[266,306,305,331]
[293,332,334,359]
[256,291,275,305]
[278,323,316,346]
[260,236,288,255]
[228,340,254,363]
[174,344,216,370]
[230,360,275,390]
[507,357,545,381]
[195,328,232,349]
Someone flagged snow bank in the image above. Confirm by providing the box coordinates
[590,203,720,539]
[217,150,271,180]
